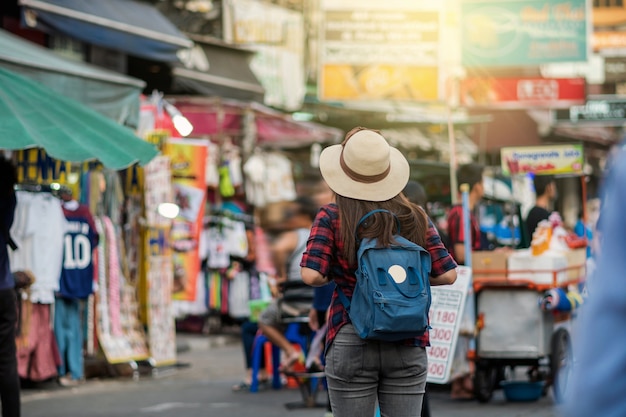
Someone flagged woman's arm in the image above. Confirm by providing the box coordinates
[429,268,457,286]
[301,267,330,287]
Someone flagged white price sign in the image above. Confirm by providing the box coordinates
[426,266,471,384]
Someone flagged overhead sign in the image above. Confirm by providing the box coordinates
[318,0,442,102]
[593,31,626,51]
[461,0,589,68]
[604,58,626,83]
[555,98,626,124]
[501,144,584,176]
[460,77,585,108]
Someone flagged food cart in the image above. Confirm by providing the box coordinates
[470,144,589,403]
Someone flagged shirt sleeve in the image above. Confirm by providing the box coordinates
[300,206,334,278]
[447,206,465,245]
[426,217,457,277]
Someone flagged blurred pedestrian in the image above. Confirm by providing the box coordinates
[524,175,557,242]
[0,156,20,417]
[258,196,317,372]
[402,180,432,417]
[446,163,485,400]
[562,142,626,417]
[301,128,457,417]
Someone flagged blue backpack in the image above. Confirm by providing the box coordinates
[336,209,432,342]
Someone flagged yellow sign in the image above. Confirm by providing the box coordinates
[501,144,584,176]
[320,64,438,101]
[318,3,442,102]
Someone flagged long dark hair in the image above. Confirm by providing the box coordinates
[337,192,429,265]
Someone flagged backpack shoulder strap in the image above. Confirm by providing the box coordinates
[335,284,351,312]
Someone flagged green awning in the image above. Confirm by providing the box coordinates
[0,29,144,127]
[0,67,158,169]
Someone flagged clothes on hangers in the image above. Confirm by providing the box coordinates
[58,202,99,300]
[10,191,68,304]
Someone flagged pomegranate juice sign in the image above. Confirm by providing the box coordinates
[501,144,584,176]
[427,267,471,384]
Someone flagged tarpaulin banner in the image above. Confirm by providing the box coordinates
[164,138,209,301]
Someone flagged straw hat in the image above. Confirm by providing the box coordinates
[319,127,409,201]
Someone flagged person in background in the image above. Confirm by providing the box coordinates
[301,128,457,417]
[446,163,485,265]
[0,156,20,417]
[402,180,432,417]
[258,196,318,372]
[524,175,557,242]
[307,179,335,417]
[445,163,485,400]
[562,142,626,417]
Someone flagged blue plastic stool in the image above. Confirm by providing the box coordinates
[250,322,311,393]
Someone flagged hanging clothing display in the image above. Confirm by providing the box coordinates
[54,297,84,381]
[10,190,68,303]
[59,200,99,299]
[16,303,60,382]
[243,151,296,208]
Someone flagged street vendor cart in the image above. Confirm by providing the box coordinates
[471,248,586,403]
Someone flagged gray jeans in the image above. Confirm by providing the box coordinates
[325,324,427,417]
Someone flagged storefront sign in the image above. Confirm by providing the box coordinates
[604,58,626,83]
[593,31,626,52]
[318,0,441,102]
[555,98,626,124]
[222,0,305,111]
[461,0,588,67]
[164,139,208,302]
[501,144,584,176]
[460,77,585,108]
[427,266,471,384]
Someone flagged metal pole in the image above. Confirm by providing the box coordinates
[448,107,458,205]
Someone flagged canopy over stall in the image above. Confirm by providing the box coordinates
[0,29,145,127]
[168,97,343,148]
[172,35,265,103]
[0,67,158,169]
[18,0,192,62]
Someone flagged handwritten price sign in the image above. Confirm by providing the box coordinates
[427,266,471,384]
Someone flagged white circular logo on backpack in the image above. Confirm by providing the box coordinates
[388,265,407,283]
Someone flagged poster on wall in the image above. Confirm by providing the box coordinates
[163,138,209,301]
[461,0,589,68]
[318,0,442,102]
[143,156,177,366]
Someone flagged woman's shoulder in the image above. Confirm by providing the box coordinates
[319,203,339,217]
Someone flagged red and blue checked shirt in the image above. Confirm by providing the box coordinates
[446,204,482,264]
[300,203,457,350]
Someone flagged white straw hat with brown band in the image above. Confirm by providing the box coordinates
[319,127,410,202]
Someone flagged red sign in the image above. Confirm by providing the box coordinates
[460,77,586,109]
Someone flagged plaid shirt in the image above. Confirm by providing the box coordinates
[446,205,482,264]
[300,203,457,350]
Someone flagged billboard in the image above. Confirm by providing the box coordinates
[462,0,589,67]
[318,1,442,102]
[460,77,586,108]
[501,144,584,176]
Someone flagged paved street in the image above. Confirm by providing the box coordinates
[21,333,562,417]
